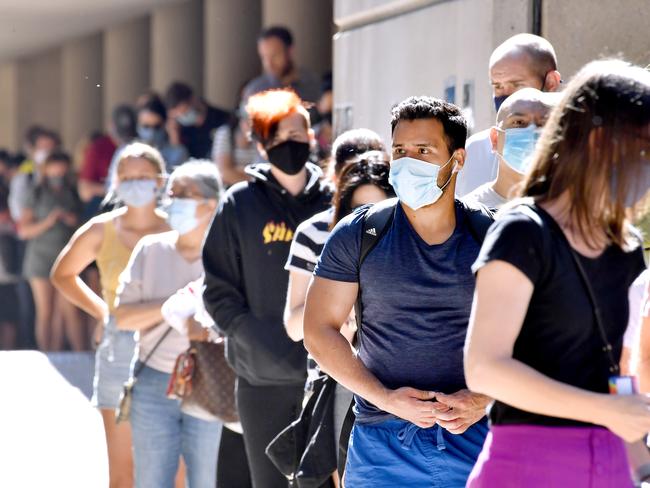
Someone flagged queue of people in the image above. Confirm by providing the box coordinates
[1,26,649,488]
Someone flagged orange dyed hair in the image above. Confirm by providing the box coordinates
[246,89,309,145]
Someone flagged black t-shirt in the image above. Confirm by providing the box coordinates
[472,203,645,427]
[180,103,230,159]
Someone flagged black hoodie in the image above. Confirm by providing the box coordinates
[203,162,331,386]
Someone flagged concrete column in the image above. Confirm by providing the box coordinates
[16,48,63,149]
[204,0,262,108]
[61,33,103,152]
[151,0,203,96]
[103,17,150,129]
[0,62,19,151]
[262,0,333,78]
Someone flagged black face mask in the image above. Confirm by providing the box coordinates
[266,140,310,175]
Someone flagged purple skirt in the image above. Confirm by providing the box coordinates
[467,424,633,488]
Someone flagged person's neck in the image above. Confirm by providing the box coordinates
[175,225,206,261]
[491,158,523,200]
[279,66,298,86]
[401,186,457,245]
[539,192,609,257]
[121,204,162,230]
[270,165,308,196]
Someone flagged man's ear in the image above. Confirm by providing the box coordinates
[453,148,467,171]
[544,70,562,92]
[490,127,499,152]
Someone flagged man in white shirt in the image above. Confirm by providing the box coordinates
[463,88,560,209]
[456,33,562,196]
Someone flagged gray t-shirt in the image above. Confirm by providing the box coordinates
[243,68,321,103]
[117,231,204,374]
[464,183,508,210]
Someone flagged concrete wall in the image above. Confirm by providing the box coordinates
[333,0,530,145]
[0,63,19,150]
[61,33,104,152]
[151,0,203,95]
[543,0,650,80]
[103,16,151,129]
[16,48,63,150]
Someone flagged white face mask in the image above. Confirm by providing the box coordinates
[33,149,49,166]
[388,155,456,210]
[115,179,158,207]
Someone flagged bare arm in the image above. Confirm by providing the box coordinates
[465,260,650,442]
[304,276,438,428]
[638,313,650,392]
[215,152,247,187]
[18,208,60,240]
[51,219,107,319]
[114,300,165,331]
[284,271,312,342]
[77,180,105,202]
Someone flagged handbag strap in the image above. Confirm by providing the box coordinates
[132,326,174,379]
[527,204,620,374]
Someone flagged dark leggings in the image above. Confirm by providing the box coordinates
[236,377,304,488]
[217,427,252,488]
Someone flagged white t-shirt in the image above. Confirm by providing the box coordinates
[117,231,204,374]
[624,269,649,350]
[463,183,508,210]
[455,129,498,197]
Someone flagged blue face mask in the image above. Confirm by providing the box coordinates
[115,179,158,207]
[176,108,199,127]
[137,125,166,147]
[501,124,541,174]
[388,155,455,210]
[612,158,650,208]
[166,198,201,235]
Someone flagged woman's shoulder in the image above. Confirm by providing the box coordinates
[492,199,547,233]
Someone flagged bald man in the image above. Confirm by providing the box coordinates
[463,88,561,209]
[456,33,562,196]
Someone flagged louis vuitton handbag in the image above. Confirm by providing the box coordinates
[167,338,239,423]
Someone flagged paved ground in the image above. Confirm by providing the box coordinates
[0,351,107,487]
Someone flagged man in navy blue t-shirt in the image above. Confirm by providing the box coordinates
[304,96,490,487]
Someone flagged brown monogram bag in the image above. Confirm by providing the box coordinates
[167,338,239,423]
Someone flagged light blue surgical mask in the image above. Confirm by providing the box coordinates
[166,198,201,235]
[115,179,158,207]
[176,108,199,127]
[137,125,166,147]
[388,155,456,210]
[501,124,542,174]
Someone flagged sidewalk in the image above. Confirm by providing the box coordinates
[0,351,107,488]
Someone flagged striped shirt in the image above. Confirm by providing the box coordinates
[285,208,334,275]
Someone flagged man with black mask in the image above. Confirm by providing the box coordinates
[456,33,561,196]
[203,88,331,488]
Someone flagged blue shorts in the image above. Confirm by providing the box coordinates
[91,316,136,409]
[344,418,488,487]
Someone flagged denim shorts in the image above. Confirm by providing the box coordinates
[91,315,136,409]
[344,417,488,487]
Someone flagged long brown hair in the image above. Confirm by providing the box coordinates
[521,59,650,248]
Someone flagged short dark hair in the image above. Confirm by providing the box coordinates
[112,104,137,140]
[390,96,468,153]
[25,125,46,146]
[138,93,167,121]
[165,81,194,109]
[45,150,72,166]
[331,128,385,176]
[259,26,293,48]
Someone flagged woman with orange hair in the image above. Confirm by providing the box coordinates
[202,88,331,487]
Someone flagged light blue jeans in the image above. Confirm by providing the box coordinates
[131,364,222,488]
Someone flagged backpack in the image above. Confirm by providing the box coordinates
[338,197,494,477]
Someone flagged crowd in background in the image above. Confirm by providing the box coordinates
[2,21,650,488]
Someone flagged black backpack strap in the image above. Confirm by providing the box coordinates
[459,199,494,245]
[338,198,397,480]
